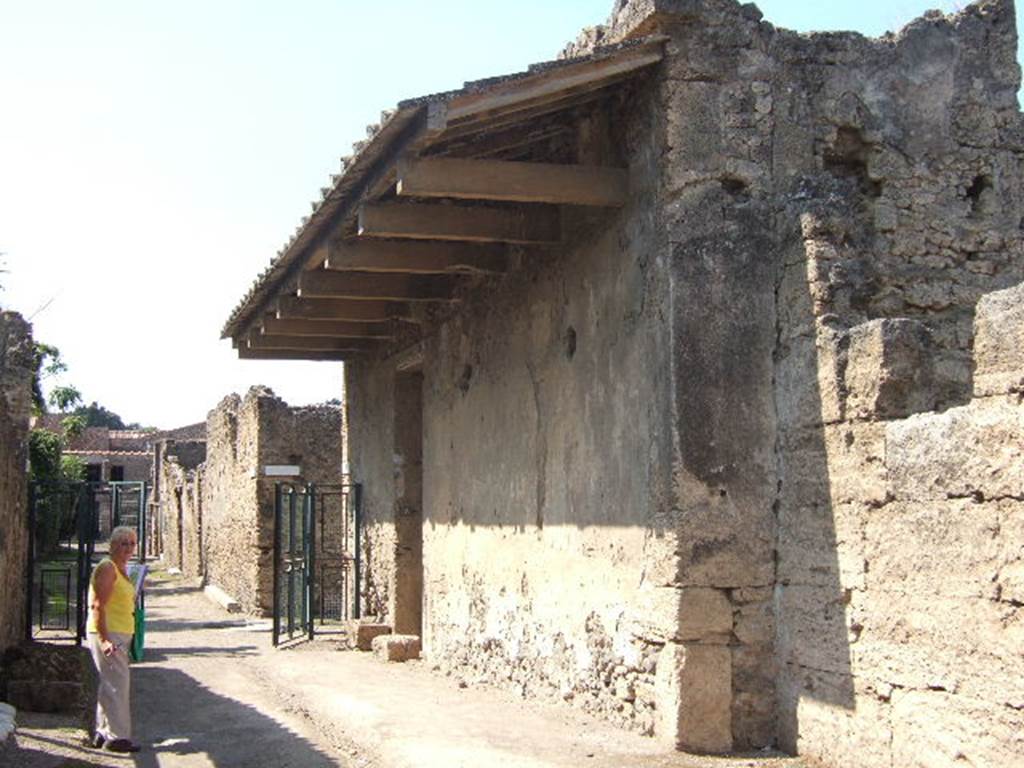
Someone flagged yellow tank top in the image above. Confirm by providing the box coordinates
[86,558,135,635]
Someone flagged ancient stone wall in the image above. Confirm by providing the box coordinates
[201,387,342,615]
[201,392,262,612]
[157,452,204,579]
[346,73,679,737]
[346,0,1023,761]
[0,312,33,651]
[760,4,1023,765]
[574,0,1024,757]
[253,395,344,614]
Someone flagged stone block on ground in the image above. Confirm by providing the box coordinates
[345,620,392,651]
[204,583,242,613]
[654,642,732,753]
[372,634,421,662]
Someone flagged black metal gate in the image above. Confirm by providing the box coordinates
[26,482,97,643]
[27,481,149,644]
[273,482,361,646]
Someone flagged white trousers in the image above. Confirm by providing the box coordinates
[86,631,132,741]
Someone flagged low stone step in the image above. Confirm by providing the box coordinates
[345,621,392,651]
[372,634,421,663]
[204,584,242,613]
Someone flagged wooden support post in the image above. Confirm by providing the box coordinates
[396,157,628,207]
[358,202,560,244]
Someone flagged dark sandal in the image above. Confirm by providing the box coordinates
[105,738,142,753]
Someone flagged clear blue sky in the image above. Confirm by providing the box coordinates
[0,0,1007,428]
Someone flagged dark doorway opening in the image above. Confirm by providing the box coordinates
[393,371,424,636]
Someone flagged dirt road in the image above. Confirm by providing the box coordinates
[2,576,367,768]
[2,573,803,768]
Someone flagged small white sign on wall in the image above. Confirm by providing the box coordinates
[263,465,301,477]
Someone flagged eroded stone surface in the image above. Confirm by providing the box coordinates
[0,312,32,652]
[372,634,421,663]
[342,0,1024,763]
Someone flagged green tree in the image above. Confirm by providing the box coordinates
[73,401,128,430]
[31,343,65,414]
[49,384,83,413]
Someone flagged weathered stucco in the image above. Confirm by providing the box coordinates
[0,312,34,652]
[348,73,680,737]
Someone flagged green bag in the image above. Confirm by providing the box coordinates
[127,564,147,662]
[129,602,145,662]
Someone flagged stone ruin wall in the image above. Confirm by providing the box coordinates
[0,312,33,651]
[588,0,1024,761]
[757,4,1023,766]
[346,0,1022,760]
[198,387,342,615]
[201,391,263,613]
[533,0,1024,759]
[254,395,345,616]
[346,365,398,625]
[346,73,682,738]
[157,442,205,580]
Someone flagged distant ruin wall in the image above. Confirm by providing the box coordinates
[158,449,205,580]
[0,312,34,651]
[201,388,342,615]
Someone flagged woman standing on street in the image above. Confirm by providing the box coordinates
[86,525,142,753]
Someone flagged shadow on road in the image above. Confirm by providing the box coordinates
[131,664,340,767]
[141,645,260,663]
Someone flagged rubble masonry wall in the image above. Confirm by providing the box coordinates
[157,451,205,579]
[200,388,342,615]
[618,0,1024,762]
[0,312,33,651]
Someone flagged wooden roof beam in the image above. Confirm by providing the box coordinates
[237,348,356,362]
[260,316,396,339]
[359,202,560,244]
[433,41,665,131]
[324,239,508,274]
[276,296,414,322]
[297,270,458,302]
[397,157,628,207]
[249,334,379,352]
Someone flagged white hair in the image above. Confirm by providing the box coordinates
[109,525,137,549]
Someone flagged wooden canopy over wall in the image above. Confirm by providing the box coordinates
[223,38,665,361]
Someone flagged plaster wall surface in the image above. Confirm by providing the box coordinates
[346,75,678,737]
[0,312,33,651]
